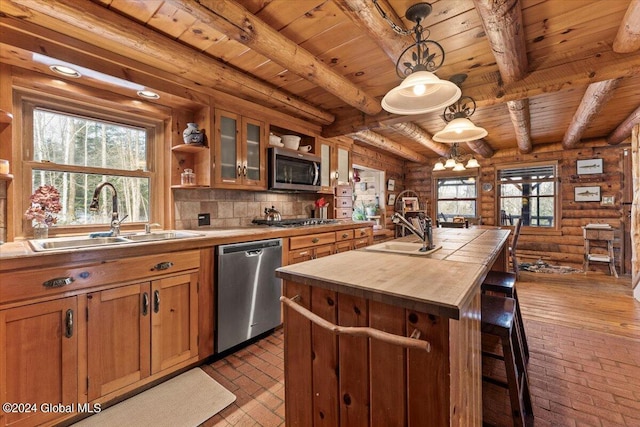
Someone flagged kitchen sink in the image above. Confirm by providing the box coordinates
[123,231,201,242]
[363,241,441,256]
[29,231,202,252]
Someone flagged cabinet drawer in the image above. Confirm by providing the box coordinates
[335,185,353,197]
[335,208,352,219]
[288,249,314,265]
[354,227,372,238]
[336,230,354,242]
[0,250,200,305]
[354,238,370,249]
[335,240,353,253]
[289,232,336,250]
[335,197,352,208]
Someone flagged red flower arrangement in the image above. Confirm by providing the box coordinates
[315,197,329,209]
[24,185,62,226]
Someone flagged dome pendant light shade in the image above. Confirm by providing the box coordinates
[433,117,488,142]
[382,71,461,115]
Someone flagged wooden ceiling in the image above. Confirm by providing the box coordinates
[1,0,639,162]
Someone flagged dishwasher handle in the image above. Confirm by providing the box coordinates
[246,249,263,256]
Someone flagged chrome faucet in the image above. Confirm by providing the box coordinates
[89,182,127,236]
[391,212,435,252]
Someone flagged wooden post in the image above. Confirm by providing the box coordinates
[632,124,639,300]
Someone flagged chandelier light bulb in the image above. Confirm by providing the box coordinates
[453,162,466,171]
[413,84,426,96]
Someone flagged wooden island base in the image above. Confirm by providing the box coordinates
[282,280,481,426]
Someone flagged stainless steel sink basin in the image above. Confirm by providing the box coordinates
[363,241,441,256]
[29,231,202,252]
[30,236,131,251]
[123,231,201,242]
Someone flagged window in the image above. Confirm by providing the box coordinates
[498,163,557,227]
[436,177,477,221]
[21,95,162,235]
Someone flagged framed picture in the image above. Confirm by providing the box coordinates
[601,195,615,206]
[387,179,395,191]
[402,197,419,212]
[574,186,601,202]
[576,158,603,175]
[387,193,396,206]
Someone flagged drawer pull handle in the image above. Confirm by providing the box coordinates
[43,277,74,288]
[65,309,74,338]
[280,295,430,351]
[342,233,349,238]
[142,292,149,316]
[311,238,320,243]
[151,261,174,271]
[153,290,160,313]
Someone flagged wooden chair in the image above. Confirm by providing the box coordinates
[439,221,466,228]
[500,210,513,225]
[510,219,523,279]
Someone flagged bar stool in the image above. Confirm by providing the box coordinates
[482,271,529,364]
[481,294,533,426]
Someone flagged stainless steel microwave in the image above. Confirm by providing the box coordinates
[268,147,321,191]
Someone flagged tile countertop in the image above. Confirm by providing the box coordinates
[0,221,374,270]
[276,228,511,319]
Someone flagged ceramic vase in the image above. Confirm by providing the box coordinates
[183,123,204,145]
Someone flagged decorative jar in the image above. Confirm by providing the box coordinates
[183,123,204,145]
[33,223,48,239]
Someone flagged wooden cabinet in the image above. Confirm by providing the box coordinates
[86,269,199,402]
[171,107,211,188]
[335,185,353,220]
[1,297,78,427]
[353,226,373,248]
[213,109,266,189]
[286,226,373,264]
[318,138,353,195]
[0,250,200,426]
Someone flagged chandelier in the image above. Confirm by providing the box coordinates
[433,142,480,171]
[375,1,461,115]
[433,74,487,142]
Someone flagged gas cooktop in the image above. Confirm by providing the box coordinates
[252,218,338,228]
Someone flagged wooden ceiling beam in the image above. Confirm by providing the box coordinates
[350,131,427,163]
[613,0,640,53]
[562,79,621,149]
[472,0,532,154]
[2,0,335,125]
[607,104,640,144]
[387,123,451,157]
[507,99,532,154]
[164,0,381,116]
[465,140,495,159]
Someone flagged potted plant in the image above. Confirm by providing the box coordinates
[24,185,62,239]
[364,202,379,217]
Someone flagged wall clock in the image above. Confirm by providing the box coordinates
[482,183,493,192]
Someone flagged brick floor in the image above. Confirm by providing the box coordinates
[201,314,640,426]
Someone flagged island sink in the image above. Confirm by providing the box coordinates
[363,241,441,256]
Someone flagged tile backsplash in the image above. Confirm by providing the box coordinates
[173,189,321,229]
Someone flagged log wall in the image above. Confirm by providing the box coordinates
[405,142,631,270]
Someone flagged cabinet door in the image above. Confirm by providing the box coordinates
[315,244,335,259]
[151,272,199,374]
[1,298,78,427]
[86,284,151,401]
[336,143,351,186]
[319,139,334,192]
[241,117,266,188]
[214,109,241,186]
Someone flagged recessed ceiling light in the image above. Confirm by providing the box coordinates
[49,64,81,78]
[137,90,160,100]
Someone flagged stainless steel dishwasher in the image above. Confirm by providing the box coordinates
[216,238,282,353]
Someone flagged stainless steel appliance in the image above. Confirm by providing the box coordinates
[216,239,282,353]
[268,147,321,191]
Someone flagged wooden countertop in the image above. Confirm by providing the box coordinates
[0,221,373,271]
[276,228,511,319]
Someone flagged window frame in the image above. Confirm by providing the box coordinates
[17,91,165,238]
[496,161,560,231]
[433,169,479,222]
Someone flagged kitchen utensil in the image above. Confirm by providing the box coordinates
[281,135,301,150]
[298,145,312,152]
[264,206,282,222]
[269,133,282,146]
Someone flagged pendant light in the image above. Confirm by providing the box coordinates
[433,74,488,142]
[375,1,461,115]
[432,142,480,172]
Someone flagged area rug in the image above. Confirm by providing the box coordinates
[73,368,236,427]
[520,260,583,274]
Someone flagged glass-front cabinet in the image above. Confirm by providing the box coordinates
[214,109,266,189]
[318,138,352,193]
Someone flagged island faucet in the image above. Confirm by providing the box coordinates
[89,182,127,236]
[391,212,435,252]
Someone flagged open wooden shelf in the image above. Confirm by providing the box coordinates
[171,143,208,153]
[0,173,14,182]
[0,110,13,124]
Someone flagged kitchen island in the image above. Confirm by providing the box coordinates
[276,227,511,427]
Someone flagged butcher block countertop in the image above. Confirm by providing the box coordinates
[276,227,511,319]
